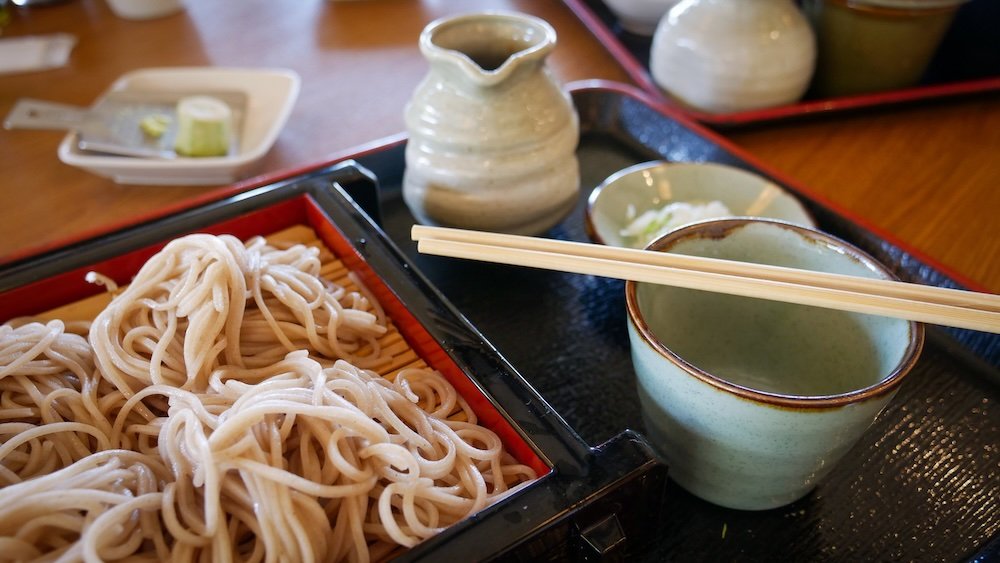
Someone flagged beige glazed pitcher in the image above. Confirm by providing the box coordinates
[402,11,581,236]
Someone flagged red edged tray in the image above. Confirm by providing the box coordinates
[563,0,1000,127]
[0,161,669,561]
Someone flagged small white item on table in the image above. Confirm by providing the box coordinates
[104,0,186,20]
[0,33,76,75]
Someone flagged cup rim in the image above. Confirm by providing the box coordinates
[624,218,925,409]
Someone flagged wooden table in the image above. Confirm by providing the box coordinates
[1,0,997,293]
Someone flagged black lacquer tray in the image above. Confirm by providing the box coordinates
[0,161,669,562]
[2,82,996,561]
[350,83,999,561]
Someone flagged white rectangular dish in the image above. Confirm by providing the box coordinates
[57,67,300,185]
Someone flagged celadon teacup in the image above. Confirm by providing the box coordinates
[625,218,924,510]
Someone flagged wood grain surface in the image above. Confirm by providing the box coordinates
[1,0,997,292]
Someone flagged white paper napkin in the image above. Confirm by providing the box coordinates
[0,33,76,75]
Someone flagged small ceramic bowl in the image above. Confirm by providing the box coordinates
[626,218,924,510]
[58,67,301,185]
[586,161,814,249]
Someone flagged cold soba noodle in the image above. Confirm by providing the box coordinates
[0,233,536,562]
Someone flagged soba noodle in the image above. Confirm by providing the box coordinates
[0,320,118,485]
[89,234,389,396]
[0,232,536,562]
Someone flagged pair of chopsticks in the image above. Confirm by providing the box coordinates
[411,225,1000,334]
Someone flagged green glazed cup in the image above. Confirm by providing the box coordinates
[804,0,966,97]
[625,218,924,510]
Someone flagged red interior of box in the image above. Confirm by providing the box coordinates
[0,194,550,478]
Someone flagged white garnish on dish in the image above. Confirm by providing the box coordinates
[619,200,732,248]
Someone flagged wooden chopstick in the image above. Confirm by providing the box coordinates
[411,225,1000,334]
[413,225,1000,311]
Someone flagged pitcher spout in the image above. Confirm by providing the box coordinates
[420,11,556,88]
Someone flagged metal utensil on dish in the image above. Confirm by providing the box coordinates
[4,89,247,158]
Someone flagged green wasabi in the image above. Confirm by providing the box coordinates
[139,114,171,138]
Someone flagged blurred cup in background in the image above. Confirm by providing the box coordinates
[603,0,682,36]
[105,0,184,20]
[803,0,968,97]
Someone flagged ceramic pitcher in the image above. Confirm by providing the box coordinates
[402,12,580,236]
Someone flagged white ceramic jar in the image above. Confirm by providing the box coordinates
[649,0,817,113]
[402,12,580,236]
